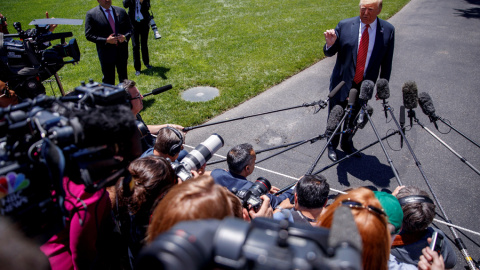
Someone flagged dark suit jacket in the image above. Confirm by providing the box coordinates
[324,16,395,102]
[85,5,133,64]
[123,0,150,23]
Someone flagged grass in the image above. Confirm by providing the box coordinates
[1,0,410,126]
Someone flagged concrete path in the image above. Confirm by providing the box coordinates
[185,0,480,268]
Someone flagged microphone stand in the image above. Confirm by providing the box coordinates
[305,108,350,175]
[275,130,399,195]
[414,116,480,176]
[437,117,480,149]
[206,135,325,165]
[411,113,478,270]
[363,103,403,186]
[183,100,328,131]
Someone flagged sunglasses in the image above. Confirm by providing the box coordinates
[341,199,387,218]
[129,94,142,100]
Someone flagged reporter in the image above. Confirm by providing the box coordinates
[146,175,233,243]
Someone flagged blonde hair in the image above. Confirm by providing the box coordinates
[317,188,390,270]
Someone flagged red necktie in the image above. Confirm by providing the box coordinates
[354,24,369,84]
[106,9,116,34]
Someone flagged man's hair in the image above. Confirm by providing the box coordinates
[296,174,330,209]
[146,175,232,243]
[227,143,254,174]
[154,127,183,157]
[122,79,136,91]
[359,0,383,8]
[395,186,435,232]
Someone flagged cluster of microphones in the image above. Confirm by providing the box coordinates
[324,78,442,143]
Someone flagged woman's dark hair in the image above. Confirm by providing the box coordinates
[116,155,176,217]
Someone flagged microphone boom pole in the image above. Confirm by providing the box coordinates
[363,105,403,186]
[438,117,480,149]
[415,118,480,176]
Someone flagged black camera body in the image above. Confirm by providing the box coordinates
[232,177,271,209]
[137,212,363,270]
[0,81,141,243]
[0,21,80,99]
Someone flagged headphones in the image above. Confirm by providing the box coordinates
[397,195,434,206]
[162,126,183,157]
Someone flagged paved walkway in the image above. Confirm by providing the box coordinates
[186,0,480,268]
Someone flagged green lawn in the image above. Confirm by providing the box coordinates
[1,0,410,126]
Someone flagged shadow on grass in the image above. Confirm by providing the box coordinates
[142,98,156,110]
[142,66,171,79]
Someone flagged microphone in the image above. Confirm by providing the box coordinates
[142,84,173,97]
[314,81,344,113]
[418,92,439,130]
[376,78,390,119]
[328,81,345,99]
[345,88,358,132]
[399,105,405,148]
[359,80,375,102]
[402,81,418,110]
[325,105,344,137]
[402,81,418,127]
[328,206,363,269]
[357,104,373,129]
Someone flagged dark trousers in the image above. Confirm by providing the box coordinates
[99,48,129,85]
[328,81,362,149]
[132,20,150,71]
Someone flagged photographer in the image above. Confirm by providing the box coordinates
[0,12,8,34]
[114,155,178,269]
[122,79,184,152]
[209,143,294,209]
[391,186,457,269]
[123,0,153,76]
[273,174,329,226]
[146,175,235,243]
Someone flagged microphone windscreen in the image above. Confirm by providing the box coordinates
[359,80,375,101]
[418,92,436,117]
[402,81,418,109]
[328,206,362,252]
[326,105,344,135]
[72,105,138,147]
[348,88,358,106]
[328,81,345,99]
[376,79,390,100]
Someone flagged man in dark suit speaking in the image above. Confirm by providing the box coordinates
[85,0,133,85]
[323,0,395,162]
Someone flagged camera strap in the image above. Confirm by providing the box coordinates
[292,210,314,226]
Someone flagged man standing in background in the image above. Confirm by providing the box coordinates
[123,0,152,76]
[85,0,132,85]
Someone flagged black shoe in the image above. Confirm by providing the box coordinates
[341,143,361,158]
[327,145,337,162]
[146,65,153,69]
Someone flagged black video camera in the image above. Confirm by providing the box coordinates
[136,207,363,270]
[0,81,142,243]
[232,177,271,209]
[0,20,80,99]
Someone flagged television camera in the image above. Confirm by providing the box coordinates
[0,81,142,243]
[0,18,82,99]
[136,206,363,270]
